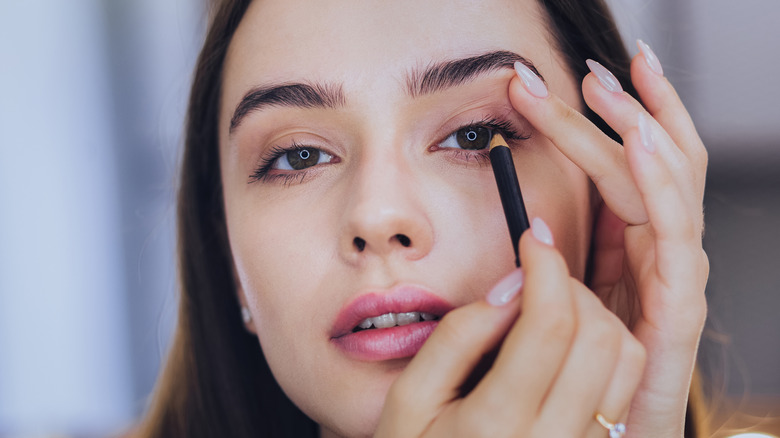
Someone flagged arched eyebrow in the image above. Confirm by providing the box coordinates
[229,82,345,134]
[405,50,544,97]
[228,50,543,135]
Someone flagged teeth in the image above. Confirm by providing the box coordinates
[396,312,421,326]
[356,311,437,330]
[372,313,397,329]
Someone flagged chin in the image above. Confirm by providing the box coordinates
[306,364,404,438]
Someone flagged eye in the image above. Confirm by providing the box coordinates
[274,147,334,170]
[439,125,493,150]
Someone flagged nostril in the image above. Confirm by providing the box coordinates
[395,234,411,247]
[353,237,366,252]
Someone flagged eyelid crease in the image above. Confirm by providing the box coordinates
[247,114,531,184]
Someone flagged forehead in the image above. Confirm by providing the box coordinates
[221,0,569,128]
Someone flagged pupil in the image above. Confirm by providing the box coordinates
[286,148,320,170]
[456,126,491,150]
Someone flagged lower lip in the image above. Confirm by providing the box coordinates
[331,321,439,361]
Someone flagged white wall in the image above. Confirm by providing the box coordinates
[0,0,132,434]
[0,0,203,435]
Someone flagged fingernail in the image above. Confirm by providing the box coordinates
[638,113,656,153]
[532,217,554,246]
[514,61,548,98]
[486,268,524,306]
[586,59,623,93]
[637,39,664,76]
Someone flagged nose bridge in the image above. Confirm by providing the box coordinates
[341,141,433,261]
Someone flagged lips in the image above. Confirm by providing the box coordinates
[330,285,454,361]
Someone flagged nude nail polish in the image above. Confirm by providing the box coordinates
[532,217,554,246]
[486,268,524,306]
[514,61,548,98]
[637,39,664,76]
[586,59,623,93]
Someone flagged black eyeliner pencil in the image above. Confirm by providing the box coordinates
[489,133,530,268]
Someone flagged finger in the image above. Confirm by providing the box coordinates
[378,270,524,437]
[580,61,701,211]
[632,39,708,181]
[509,65,647,225]
[585,327,647,438]
[462,218,574,429]
[533,282,625,437]
[625,115,706,316]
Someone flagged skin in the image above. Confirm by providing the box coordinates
[219,0,708,437]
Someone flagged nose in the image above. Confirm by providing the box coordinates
[340,158,433,263]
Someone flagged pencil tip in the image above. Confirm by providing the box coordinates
[489,132,508,150]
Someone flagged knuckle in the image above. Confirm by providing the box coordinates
[701,249,711,278]
[583,312,622,351]
[552,98,582,126]
[691,137,709,168]
[536,308,576,343]
[623,336,647,370]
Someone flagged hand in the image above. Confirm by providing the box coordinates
[375,220,647,437]
[507,42,709,436]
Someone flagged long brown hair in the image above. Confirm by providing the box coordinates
[137,1,706,436]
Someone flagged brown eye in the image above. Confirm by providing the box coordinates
[441,126,493,150]
[273,147,333,171]
[286,148,319,170]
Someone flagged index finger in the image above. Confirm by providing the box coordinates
[508,65,648,225]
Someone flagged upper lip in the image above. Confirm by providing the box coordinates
[330,285,455,338]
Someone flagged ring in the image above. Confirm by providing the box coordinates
[595,413,626,438]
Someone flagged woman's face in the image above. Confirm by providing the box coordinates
[220,0,591,435]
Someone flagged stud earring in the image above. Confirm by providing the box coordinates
[241,306,252,324]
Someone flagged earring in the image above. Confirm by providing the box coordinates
[241,306,252,324]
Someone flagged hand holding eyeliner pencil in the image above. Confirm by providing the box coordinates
[489,133,530,268]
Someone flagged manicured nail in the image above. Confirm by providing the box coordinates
[514,61,548,98]
[586,59,623,93]
[638,113,656,153]
[637,39,664,76]
[486,268,524,306]
[531,217,554,246]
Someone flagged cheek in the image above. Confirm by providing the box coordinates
[515,142,593,278]
[227,193,337,334]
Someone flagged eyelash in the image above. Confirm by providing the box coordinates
[440,116,530,165]
[249,142,316,184]
[248,116,530,184]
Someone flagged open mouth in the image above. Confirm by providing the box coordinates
[351,311,442,333]
[330,287,453,361]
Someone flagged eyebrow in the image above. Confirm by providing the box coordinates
[405,50,544,97]
[229,50,543,135]
[229,82,346,133]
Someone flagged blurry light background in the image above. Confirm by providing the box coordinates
[0,0,777,437]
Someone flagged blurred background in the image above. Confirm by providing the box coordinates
[0,0,777,437]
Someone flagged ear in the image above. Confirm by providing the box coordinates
[234,268,258,335]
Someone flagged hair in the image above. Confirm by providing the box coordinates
[136,0,707,436]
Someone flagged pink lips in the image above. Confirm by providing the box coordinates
[330,286,454,361]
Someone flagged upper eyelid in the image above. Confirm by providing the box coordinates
[248,109,527,167]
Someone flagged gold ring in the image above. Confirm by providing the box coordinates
[595,413,626,438]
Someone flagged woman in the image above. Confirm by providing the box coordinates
[138,0,709,436]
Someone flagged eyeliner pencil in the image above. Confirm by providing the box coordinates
[489,133,530,268]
